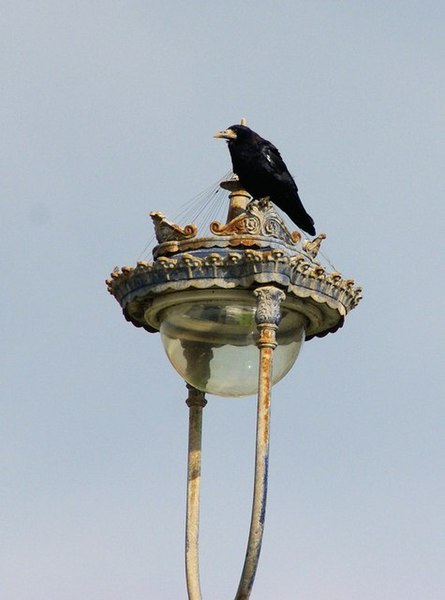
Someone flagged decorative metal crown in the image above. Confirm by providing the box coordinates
[106,192,362,340]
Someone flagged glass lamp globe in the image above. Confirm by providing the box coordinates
[152,292,305,397]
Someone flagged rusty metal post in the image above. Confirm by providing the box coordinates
[219,179,252,223]
[235,286,285,600]
[185,384,207,600]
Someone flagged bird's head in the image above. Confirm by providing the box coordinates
[213,124,252,143]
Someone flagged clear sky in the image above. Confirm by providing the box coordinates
[1,2,444,599]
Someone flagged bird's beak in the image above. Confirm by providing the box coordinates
[213,128,237,140]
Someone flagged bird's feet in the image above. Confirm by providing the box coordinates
[258,196,271,209]
[247,196,271,212]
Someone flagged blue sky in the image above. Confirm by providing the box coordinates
[1,2,444,599]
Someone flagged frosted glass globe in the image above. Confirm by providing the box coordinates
[158,297,305,397]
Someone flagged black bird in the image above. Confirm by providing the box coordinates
[214,124,316,235]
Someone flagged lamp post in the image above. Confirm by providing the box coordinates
[106,167,361,598]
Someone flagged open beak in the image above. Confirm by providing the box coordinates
[213,128,237,140]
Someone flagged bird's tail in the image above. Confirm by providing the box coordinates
[273,191,316,236]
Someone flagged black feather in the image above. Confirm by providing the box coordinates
[220,124,315,236]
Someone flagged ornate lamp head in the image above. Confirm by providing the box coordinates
[106,174,361,397]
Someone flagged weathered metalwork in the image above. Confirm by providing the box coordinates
[234,286,285,600]
[106,194,361,341]
[151,211,198,242]
[185,385,207,600]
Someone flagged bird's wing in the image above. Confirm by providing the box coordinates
[260,140,298,190]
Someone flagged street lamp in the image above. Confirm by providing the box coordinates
[106,159,361,599]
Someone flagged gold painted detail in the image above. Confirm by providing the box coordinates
[303,233,327,258]
[210,199,301,244]
[150,211,198,243]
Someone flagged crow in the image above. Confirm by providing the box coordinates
[214,124,316,236]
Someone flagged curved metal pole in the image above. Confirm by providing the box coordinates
[235,286,285,600]
[185,384,207,600]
